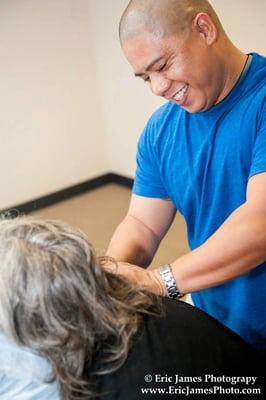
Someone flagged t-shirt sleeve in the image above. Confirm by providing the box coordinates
[132,120,168,199]
[249,98,266,177]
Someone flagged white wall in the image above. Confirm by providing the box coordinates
[210,0,266,54]
[87,0,164,177]
[0,0,108,210]
[1,0,265,210]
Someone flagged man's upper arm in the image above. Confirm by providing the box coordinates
[127,194,177,242]
[246,172,266,257]
[247,172,266,207]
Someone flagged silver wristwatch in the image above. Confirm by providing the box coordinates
[158,264,183,299]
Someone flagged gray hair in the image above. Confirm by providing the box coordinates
[0,216,160,399]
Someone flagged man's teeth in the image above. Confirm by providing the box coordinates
[174,84,188,101]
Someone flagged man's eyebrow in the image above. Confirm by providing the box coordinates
[134,56,164,77]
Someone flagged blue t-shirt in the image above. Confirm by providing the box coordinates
[133,53,266,351]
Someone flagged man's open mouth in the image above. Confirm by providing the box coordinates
[173,84,189,101]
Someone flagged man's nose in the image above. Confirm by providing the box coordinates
[149,73,171,97]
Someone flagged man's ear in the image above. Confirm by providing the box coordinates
[193,13,218,45]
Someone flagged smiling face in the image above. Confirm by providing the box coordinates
[122,15,227,113]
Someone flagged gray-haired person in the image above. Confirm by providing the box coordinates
[0,217,264,399]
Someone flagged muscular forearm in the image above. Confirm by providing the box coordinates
[168,203,266,294]
[111,203,266,297]
[106,215,159,267]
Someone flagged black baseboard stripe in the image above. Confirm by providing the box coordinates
[1,173,133,215]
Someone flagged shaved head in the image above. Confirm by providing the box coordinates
[119,0,223,45]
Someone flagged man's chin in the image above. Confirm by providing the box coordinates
[180,101,211,114]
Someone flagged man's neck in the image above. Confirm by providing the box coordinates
[216,46,248,104]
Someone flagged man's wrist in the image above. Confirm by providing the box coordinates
[158,264,184,299]
[149,269,166,296]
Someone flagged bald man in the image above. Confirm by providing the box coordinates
[107,0,266,351]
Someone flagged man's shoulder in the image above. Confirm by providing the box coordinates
[251,52,266,66]
[240,53,265,116]
[247,53,266,88]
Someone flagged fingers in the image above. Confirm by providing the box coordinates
[101,258,166,297]
[100,256,118,273]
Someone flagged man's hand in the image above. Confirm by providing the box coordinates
[104,259,166,296]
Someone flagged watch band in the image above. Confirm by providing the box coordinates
[158,264,184,299]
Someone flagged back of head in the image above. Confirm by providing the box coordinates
[0,217,96,341]
[119,0,223,44]
[0,216,158,399]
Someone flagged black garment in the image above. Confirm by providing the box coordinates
[95,299,265,399]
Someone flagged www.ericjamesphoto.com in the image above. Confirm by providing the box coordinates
[141,374,262,396]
